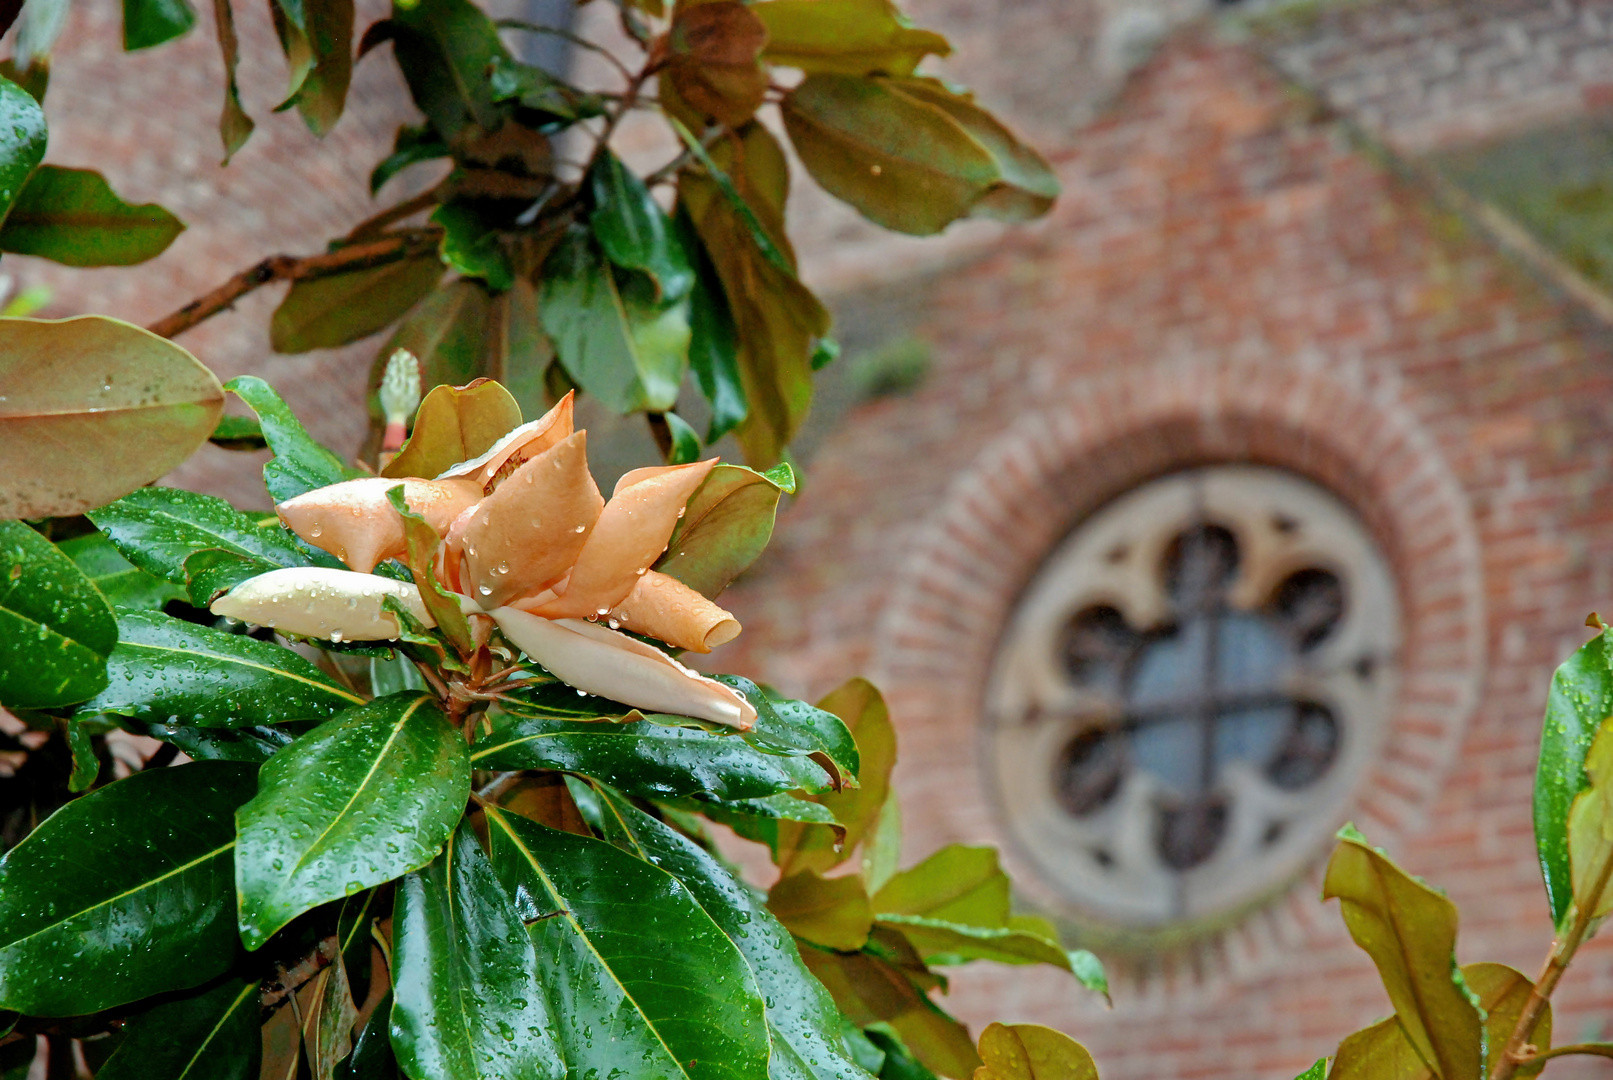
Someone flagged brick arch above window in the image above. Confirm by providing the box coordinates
[870,354,1485,1002]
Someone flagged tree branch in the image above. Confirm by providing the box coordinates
[146,229,441,340]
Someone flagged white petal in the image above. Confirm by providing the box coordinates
[488,606,756,730]
[210,567,435,641]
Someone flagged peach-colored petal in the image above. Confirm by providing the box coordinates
[277,477,481,573]
[533,458,718,619]
[489,607,756,729]
[210,567,436,641]
[457,430,604,609]
[437,391,574,491]
[608,570,741,653]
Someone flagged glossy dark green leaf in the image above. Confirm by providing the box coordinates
[862,1026,934,1080]
[539,226,690,415]
[212,0,255,160]
[675,207,747,442]
[183,547,278,607]
[1322,827,1481,1080]
[486,807,771,1080]
[776,678,892,875]
[664,411,702,464]
[0,761,255,1015]
[391,827,562,1080]
[271,256,444,354]
[85,609,363,727]
[1536,628,1613,928]
[0,76,45,225]
[89,487,309,586]
[0,166,184,266]
[370,123,448,194]
[97,974,261,1080]
[235,692,469,949]
[209,413,267,450]
[589,151,694,302]
[658,463,795,599]
[0,317,225,519]
[388,0,508,140]
[227,376,362,502]
[587,785,873,1080]
[0,520,116,708]
[725,677,861,788]
[751,0,949,76]
[1292,1061,1326,1080]
[486,55,605,122]
[679,790,845,856]
[123,0,196,48]
[432,202,512,291]
[337,991,396,1080]
[60,714,99,791]
[470,713,832,799]
[136,718,300,763]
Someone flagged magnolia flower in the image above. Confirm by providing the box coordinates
[211,393,756,729]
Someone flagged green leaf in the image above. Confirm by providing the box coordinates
[391,826,563,1080]
[485,807,772,1080]
[973,1023,1097,1080]
[1568,716,1613,923]
[388,0,508,140]
[675,207,747,442]
[380,378,521,481]
[656,462,793,599]
[871,845,1007,926]
[1292,1062,1326,1080]
[752,0,949,76]
[1321,830,1481,1080]
[726,677,861,788]
[371,651,426,696]
[470,713,832,799]
[272,0,353,135]
[589,151,695,302]
[385,486,473,656]
[539,226,690,415]
[770,869,874,951]
[234,692,469,949]
[227,376,362,502]
[862,1026,935,1080]
[0,520,116,708]
[209,414,268,451]
[138,720,299,763]
[0,317,225,519]
[123,0,196,49]
[89,487,309,585]
[664,411,701,464]
[486,55,605,122]
[85,609,363,726]
[211,0,255,160]
[339,990,396,1080]
[872,916,1070,970]
[685,790,846,855]
[97,975,261,1080]
[271,256,444,353]
[1535,628,1613,928]
[370,122,448,194]
[585,785,874,1080]
[183,547,279,607]
[431,202,512,291]
[0,761,255,1015]
[774,678,893,875]
[0,165,184,266]
[0,76,45,226]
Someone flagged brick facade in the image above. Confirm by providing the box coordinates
[716,34,1613,1080]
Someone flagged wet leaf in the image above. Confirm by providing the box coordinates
[385,485,473,655]
[123,0,195,48]
[183,547,279,607]
[485,807,771,1080]
[0,75,44,225]
[775,678,893,875]
[0,317,224,519]
[97,975,261,1080]
[391,827,563,1080]
[1535,628,1613,928]
[271,256,444,353]
[1293,1062,1327,1080]
[0,761,255,1015]
[584,784,874,1080]
[89,487,310,586]
[85,608,363,727]
[1321,829,1481,1080]
[664,2,769,129]
[209,413,268,451]
[690,790,847,854]
[0,166,184,266]
[235,692,469,949]
[470,713,832,799]
[973,1023,1096,1080]
[62,715,98,791]
[301,954,358,1080]
[657,462,794,599]
[1567,716,1613,923]
[589,150,694,302]
[382,379,521,480]
[539,226,690,415]
[228,376,363,502]
[728,677,861,789]
[752,0,949,76]
[862,1025,933,1080]
[0,520,116,708]
[139,720,299,764]
[211,0,254,160]
[338,990,396,1080]
[769,869,873,951]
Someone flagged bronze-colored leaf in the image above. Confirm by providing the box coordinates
[775,678,896,876]
[753,0,949,76]
[271,255,444,354]
[1568,716,1613,922]
[0,316,224,519]
[1322,830,1481,1079]
[381,379,522,480]
[974,1023,1098,1080]
[767,868,873,951]
[664,1,769,128]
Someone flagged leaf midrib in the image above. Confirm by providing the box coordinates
[123,637,363,704]
[176,980,259,1080]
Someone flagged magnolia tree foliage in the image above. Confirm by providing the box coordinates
[1,1,1613,1080]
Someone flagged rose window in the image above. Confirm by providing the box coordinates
[984,467,1400,934]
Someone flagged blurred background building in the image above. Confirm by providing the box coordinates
[22,0,1613,1077]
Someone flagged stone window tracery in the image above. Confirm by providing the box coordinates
[984,466,1400,934]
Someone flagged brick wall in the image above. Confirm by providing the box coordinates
[715,34,1613,1080]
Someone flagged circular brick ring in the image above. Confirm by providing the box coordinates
[870,353,1485,997]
